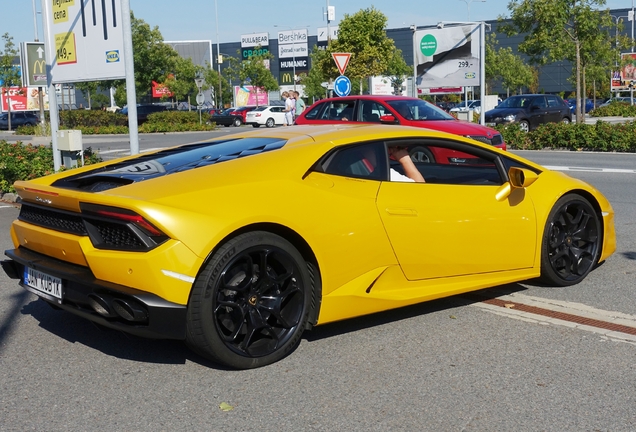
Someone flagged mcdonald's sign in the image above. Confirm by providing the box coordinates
[21,42,48,87]
[280,72,293,85]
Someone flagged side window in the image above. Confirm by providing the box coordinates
[303,102,325,120]
[323,142,387,181]
[319,101,356,121]
[387,139,504,186]
[532,97,547,108]
[546,96,560,107]
[358,101,383,122]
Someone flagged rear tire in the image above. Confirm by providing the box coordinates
[540,194,601,286]
[265,118,275,128]
[186,231,314,369]
[409,146,435,163]
[233,117,243,127]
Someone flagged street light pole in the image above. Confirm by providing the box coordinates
[410,24,417,97]
[459,0,485,21]
[214,0,222,108]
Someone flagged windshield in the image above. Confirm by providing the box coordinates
[386,99,454,121]
[497,96,534,109]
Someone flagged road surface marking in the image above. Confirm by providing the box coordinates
[464,292,636,344]
[544,165,636,174]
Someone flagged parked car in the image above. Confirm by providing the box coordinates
[119,104,168,124]
[566,98,594,114]
[210,107,241,127]
[295,96,506,155]
[2,124,615,369]
[450,99,481,115]
[209,106,257,127]
[245,106,287,128]
[598,96,634,107]
[484,94,571,132]
[0,111,39,130]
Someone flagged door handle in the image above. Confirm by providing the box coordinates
[385,208,418,216]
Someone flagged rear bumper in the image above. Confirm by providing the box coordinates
[3,247,187,340]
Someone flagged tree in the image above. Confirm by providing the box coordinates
[302,48,330,102]
[202,63,232,108]
[385,49,412,95]
[0,33,22,131]
[225,47,279,107]
[106,13,184,106]
[485,32,536,96]
[503,0,618,122]
[75,81,98,109]
[316,7,404,87]
[163,57,201,108]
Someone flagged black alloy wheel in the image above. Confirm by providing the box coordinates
[540,194,601,286]
[186,231,314,369]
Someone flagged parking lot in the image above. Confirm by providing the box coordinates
[1,143,635,431]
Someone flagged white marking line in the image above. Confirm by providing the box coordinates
[470,293,636,344]
[544,165,636,174]
[0,205,16,208]
[97,147,163,155]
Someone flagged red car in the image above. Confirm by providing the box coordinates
[295,96,505,163]
[229,106,257,126]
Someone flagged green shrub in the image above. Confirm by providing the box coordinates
[0,140,102,193]
[495,120,636,152]
[59,110,128,127]
[589,102,636,117]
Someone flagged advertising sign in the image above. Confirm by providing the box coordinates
[611,53,636,92]
[278,43,308,59]
[414,24,481,89]
[41,0,126,83]
[152,80,173,98]
[234,86,269,106]
[279,58,308,71]
[241,32,269,48]
[21,42,48,87]
[1,87,50,112]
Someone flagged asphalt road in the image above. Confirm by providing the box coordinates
[1,143,635,431]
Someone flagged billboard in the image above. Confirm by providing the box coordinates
[234,86,269,106]
[1,87,50,112]
[414,24,481,89]
[611,53,636,92]
[41,0,126,83]
[241,32,269,48]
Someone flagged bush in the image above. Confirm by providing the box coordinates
[589,102,636,117]
[0,140,102,193]
[495,120,636,152]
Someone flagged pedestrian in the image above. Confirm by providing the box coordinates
[282,91,295,126]
[294,91,305,119]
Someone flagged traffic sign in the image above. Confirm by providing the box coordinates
[194,78,205,89]
[21,42,47,87]
[332,53,351,76]
[196,92,205,106]
[333,75,351,97]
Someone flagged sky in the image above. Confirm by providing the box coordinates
[4,0,634,47]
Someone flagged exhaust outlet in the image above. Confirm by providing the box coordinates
[112,298,148,322]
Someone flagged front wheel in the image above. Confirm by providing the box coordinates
[409,146,435,163]
[518,120,530,133]
[561,117,571,124]
[540,194,601,286]
[186,231,315,369]
[252,124,260,128]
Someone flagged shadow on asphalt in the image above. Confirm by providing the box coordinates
[304,283,529,342]
[18,297,230,370]
[15,282,533,369]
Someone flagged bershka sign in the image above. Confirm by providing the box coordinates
[241,32,269,48]
[278,29,308,45]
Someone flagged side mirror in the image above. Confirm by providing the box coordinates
[379,114,398,124]
[495,167,539,201]
[509,167,539,188]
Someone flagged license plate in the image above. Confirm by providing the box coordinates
[24,266,63,301]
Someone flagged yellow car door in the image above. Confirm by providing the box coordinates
[376,141,537,281]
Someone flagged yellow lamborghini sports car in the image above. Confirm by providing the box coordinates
[2,124,616,369]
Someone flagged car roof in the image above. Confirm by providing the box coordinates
[316,95,422,102]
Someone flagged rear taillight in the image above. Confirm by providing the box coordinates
[80,203,169,251]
